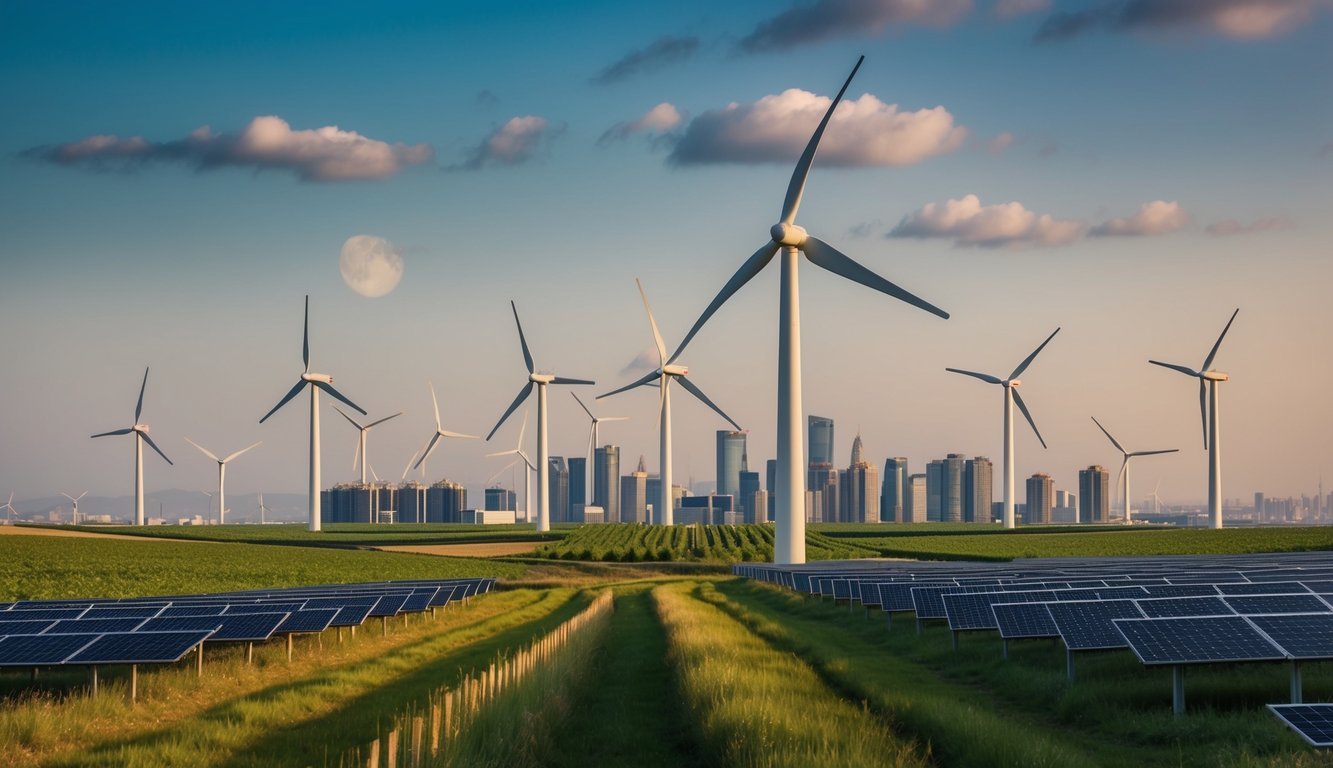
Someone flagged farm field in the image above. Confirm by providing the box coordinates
[533,523,881,562]
[49,522,567,549]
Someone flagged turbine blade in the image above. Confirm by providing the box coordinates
[511,301,534,374]
[91,428,135,438]
[486,448,519,458]
[1128,449,1180,458]
[1148,360,1201,377]
[572,392,596,420]
[780,56,864,225]
[517,449,536,471]
[316,382,366,416]
[414,432,442,470]
[667,241,779,365]
[184,438,221,463]
[223,441,262,464]
[401,448,420,481]
[140,432,174,465]
[517,411,528,446]
[352,436,362,472]
[1201,308,1239,372]
[365,412,403,429]
[636,278,668,364]
[1090,416,1125,454]
[678,376,741,431]
[551,376,595,386]
[302,295,310,373]
[437,429,479,439]
[1009,327,1060,381]
[429,381,442,428]
[802,236,949,320]
[944,368,1003,385]
[1012,389,1047,450]
[1199,379,1209,450]
[260,380,307,423]
[1116,460,1128,505]
[134,367,149,422]
[333,406,364,430]
[598,370,658,400]
[600,416,630,422]
[487,383,533,441]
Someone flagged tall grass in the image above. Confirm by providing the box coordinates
[653,581,928,768]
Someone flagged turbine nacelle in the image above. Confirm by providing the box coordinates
[529,372,556,384]
[1201,371,1229,382]
[302,372,333,384]
[663,363,688,377]
[134,424,150,433]
[1005,379,1021,388]
[769,222,808,247]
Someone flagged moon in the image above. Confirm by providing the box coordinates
[340,235,404,298]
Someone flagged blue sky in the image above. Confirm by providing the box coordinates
[1,0,1330,510]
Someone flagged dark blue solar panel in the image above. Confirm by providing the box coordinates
[276,609,337,635]
[0,608,87,622]
[159,605,227,618]
[137,616,223,638]
[944,590,1056,631]
[401,590,436,613]
[430,587,460,607]
[912,585,994,620]
[301,597,375,611]
[1094,586,1151,600]
[1217,582,1309,596]
[0,620,56,636]
[993,602,1059,639]
[46,618,147,634]
[0,634,99,666]
[1114,616,1285,665]
[1248,614,1333,660]
[1268,704,1333,747]
[1136,596,1235,618]
[225,602,304,615]
[1298,581,1333,593]
[1047,600,1145,650]
[1224,595,1331,615]
[1141,584,1219,598]
[331,604,374,627]
[80,605,166,620]
[368,594,409,618]
[68,631,213,665]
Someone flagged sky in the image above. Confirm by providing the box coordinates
[1,0,1330,513]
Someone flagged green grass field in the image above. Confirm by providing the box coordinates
[53,522,566,548]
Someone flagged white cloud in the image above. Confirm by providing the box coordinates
[1089,200,1190,237]
[669,89,966,167]
[599,103,684,145]
[454,116,558,170]
[1035,0,1325,43]
[592,36,700,84]
[1206,216,1293,236]
[621,346,661,375]
[740,0,974,51]
[987,131,1016,154]
[889,194,1084,248]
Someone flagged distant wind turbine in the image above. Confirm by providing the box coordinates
[184,438,261,525]
[257,491,269,525]
[91,367,173,526]
[666,57,948,563]
[946,328,1060,529]
[60,491,87,525]
[412,381,477,475]
[1151,479,1164,516]
[1149,308,1239,529]
[2,492,15,525]
[487,412,536,523]
[259,295,366,532]
[486,302,594,532]
[1090,417,1178,524]
[571,393,627,506]
[201,490,215,523]
[334,407,402,485]
[600,278,740,525]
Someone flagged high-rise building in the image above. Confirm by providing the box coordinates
[1254,491,1265,523]
[594,445,621,523]
[926,460,943,522]
[716,430,748,503]
[739,470,761,523]
[766,459,777,521]
[548,457,569,524]
[1026,473,1054,525]
[963,456,993,524]
[907,473,927,523]
[1079,465,1110,524]
[942,454,965,524]
[678,494,733,525]
[427,480,467,523]
[840,434,879,523]
[485,486,516,512]
[620,455,649,524]
[808,415,834,467]
[399,481,427,523]
[809,465,839,522]
[568,457,587,515]
[881,457,908,523]
[750,488,768,524]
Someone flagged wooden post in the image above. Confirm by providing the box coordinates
[90,666,98,696]
[197,643,204,676]
[430,701,441,756]
[130,664,138,703]
[366,738,380,768]
[287,634,294,663]
[386,728,399,767]
[246,642,254,665]
[411,715,424,768]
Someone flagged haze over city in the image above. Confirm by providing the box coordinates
[2,1,1330,513]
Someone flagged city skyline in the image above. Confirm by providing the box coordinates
[2,3,1330,511]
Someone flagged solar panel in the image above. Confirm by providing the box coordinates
[993,602,1059,639]
[1114,616,1286,666]
[429,587,460,607]
[276,609,337,635]
[944,590,1056,631]
[401,590,436,613]
[1141,584,1219,598]
[45,618,148,634]
[912,585,994,620]
[1217,582,1310,596]
[68,631,214,665]
[1093,586,1151,600]
[1268,704,1333,747]
[0,608,87,622]
[225,602,305,615]
[1248,614,1333,660]
[368,594,409,618]
[331,604,374,628]
[1047,600,1145,650]
[1224,595,1331,616]
[0,634,99,666]
[159,605,227,618]
[0,620,57,636]
[80,605,166,620]
[301,597,375,611]
[1136,596,1236,618]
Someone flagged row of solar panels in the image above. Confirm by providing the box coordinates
[0,578,494,669]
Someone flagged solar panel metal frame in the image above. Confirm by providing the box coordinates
[1223,594,1331,616]
[1113,616,1287,666]
[330,604,374,628]
[159,605,228,618]
[1217,582,1310,596]
[0,620,58,636]
[80,605,167,620]
[1135,596,1237,619]
[0,608,88,622]
[142,613,291,642]
[368,594,409,618]
[993,602,1060,640]
[943,590,1057,631]
[1267,704,1333,748]
[67,630,214,665]
[45,618,149,634]
[400,590,437,613]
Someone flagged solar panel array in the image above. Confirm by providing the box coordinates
[1268,704,1333,747]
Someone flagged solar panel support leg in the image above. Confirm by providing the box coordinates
[382,616,388,637]
[246,642,253,665]
[130,664,137,703]
[951,630,958,651]
[90,666,98,697]
[31,668,38,683]
[287,634,293,663]
[1002,639,1009,661]
[337,626,343,644]
[885,611,892,630]
[1290,661,1303,704]
[1066,649,1075,682]
[197,643,204,676]
[916,618,923,636]
[1172,665,1185,717]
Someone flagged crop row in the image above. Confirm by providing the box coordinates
[534,524,777,563]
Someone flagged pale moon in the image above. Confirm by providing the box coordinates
[340,235,404,298]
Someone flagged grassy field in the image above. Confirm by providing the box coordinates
[533,523,881,563]
[51,522,566,548]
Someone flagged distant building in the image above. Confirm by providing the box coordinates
[809,464,839,523]
[808,415,835,467]
[548,457,570,524]
[620,455,649,524]
[678,494,733,526]
[568,456,587,516]
[594,445,621,523]
[1254,491,1265,523]
[942,454,965,524]
[907,474,927,523]
[399,481,427,523]
[750,489,769,524]
[881,457,908,523]
[485,486,516,512]
[1079,465,1111,524]
[925,461,943,522]
[963,456,993,524]
[840,434,879,523]
[1026,473,1054,525]
[716,430,747,504]
[766,459,777,521]
[739,470,761,524]
[426,480,466,523]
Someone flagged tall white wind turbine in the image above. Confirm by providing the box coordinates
[487,302,594,532]
[571,393,627,506]
[600,279,741,525]
[91,367,174,526]
[1149,308,1239,529]
[487,412,536,523]
[257,491,269,524]
[60,491,87,525]
[412,381,477,478]
[1090,417,1178,524]
[335,407,402,485]
[184,438,260,525]
[945,328,1059,529]
[2,492,16,525]
[666,57,948,563]
[259,296,366,532]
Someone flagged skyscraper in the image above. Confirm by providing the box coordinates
[594,445,621,523]
[716,430,748,503]
[943,453,965,524]
[963,456,993,524]
[1079,465,1110,524]
[1026,473,1053,525]
[809,465,839,523]
[485,486,516,512]
[548,457,569,524]
[739,470,761,523]
[620,455,649,524]
[881,457,908,523]
[907,473,926,523]
[427,480,467,523]
[926,460,943,522]
[808,415,834,467]
[840,433,879,523]
[766,459,777,522]
[568,457,586,517]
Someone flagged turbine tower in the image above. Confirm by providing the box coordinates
[91,367,173,526]
[2,492,16,525]
[1090,417,1178,524]
[487,412,537,523]
[259,296,366,532]
[412,381,477,477]
[486,302,594,533]
[571,393,627,506]
[666,57,948,563]
[335,407,402,485]
[257,491,269,524]
[1149,308,1239,529]
[945,328,1059,529]
[600,279,741,525]
[184,438,261,525]
[60,491,87,525]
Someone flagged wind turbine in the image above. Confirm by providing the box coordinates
[1149,308,1238,529]
[2,493,15,525]
[571,393,627,506]
[665,57,948,563]
[91,367,173,526]
[487,412,536,523]
[60,491,87,525]
[1090,417,1178,524]
[600,279,741,525]
[412,381,477,476]
[201,490,215,524]
[485,458,521,514]
[334,407,402,486]
[486,302,594,532]
[184,438,261,525]
[946,328,1059,529]
[1151,479,1164,517]
[257,491,269,524]
[259,295,366,532]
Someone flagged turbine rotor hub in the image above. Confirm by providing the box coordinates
[302,373,333,384]
[770,222,808,247]
[1006,379,1021,388]
[1201,371,1229,382]
[530,373,555,384]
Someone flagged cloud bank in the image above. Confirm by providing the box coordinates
[1088,200,1190,236]
[889,194,1085,248]
[592,36,700,84]
[599,103,684,145]
[453,116,559,170]
[27,116,433,182]
[1035,0,1325,42]
[1206,216,1293,236]
[669,89,966,166]
[740,0,973,51]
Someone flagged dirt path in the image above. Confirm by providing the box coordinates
[0,525,209,542]
[376,541,539,558]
